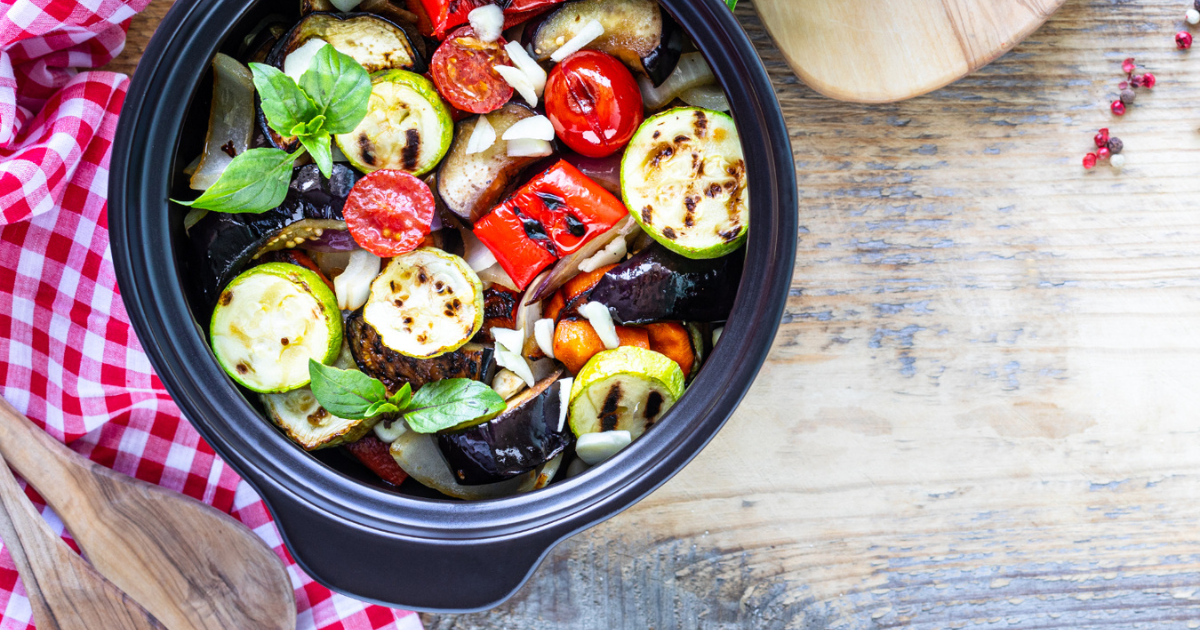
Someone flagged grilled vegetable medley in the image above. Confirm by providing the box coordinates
[178,0,747,500]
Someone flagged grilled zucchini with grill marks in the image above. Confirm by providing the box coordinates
[334,70,452,176]
[621,107,748,259]
[361,248,483,359]
[346,310,497,393]
[261,343,377,450]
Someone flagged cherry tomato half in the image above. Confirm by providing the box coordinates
[544,50,644,158]
[430,26,514,114]
[344,170,436,258]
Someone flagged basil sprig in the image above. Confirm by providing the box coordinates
[172,46,371,214]
[308,360,506,433]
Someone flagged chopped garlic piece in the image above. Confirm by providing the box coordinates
[495,65,538,106]
[501,115,555,141]
[468,4,504,42]
[578,301,619,349]
[550,19,604,62]
[465,115,496,155]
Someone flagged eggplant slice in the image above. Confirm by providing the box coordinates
[531,0,683,86]
[345,309,497,393]
[437,371,570,485]
[189,163,357,305]
[260,12,426,150]
[437,103,539,224]
[588,241,744,325]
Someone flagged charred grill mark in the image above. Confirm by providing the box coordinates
[599,383,623,431]
[280,337,290,346]
[236,363,250,374]
[641,205,654,225]
[535,191,566,213]
[219,291,233,306]
[706,183,723,198]
[564,212,586,237]
[691,152,700,172]
[693,110,708,137]
[417,332,428,344]
[652,130,661,139]
[683,196,697,228]
[402,128,421,171]
[358,134,376,166]
[649,145,674,169]
[674,135,690,144]
[393,298,404,307]
[418,270,428,284]
[307,407,329,426]
[403,316,414,325]
[515,207,557,256]
[645,391,664,421]
[718,226,742,243]
[444,298,462,317]
[662,226,677,240]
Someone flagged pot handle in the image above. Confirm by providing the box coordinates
[255,482,557,613]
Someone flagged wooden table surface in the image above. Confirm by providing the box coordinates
[111,1,1200,627]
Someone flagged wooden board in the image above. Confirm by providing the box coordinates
[754,0,1067,103]
[109,1,1200,627]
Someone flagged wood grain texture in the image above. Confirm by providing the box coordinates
[0,397,296,630]
[0,450,166,630]
[112,0,1200,627]
[756,0,1066,103]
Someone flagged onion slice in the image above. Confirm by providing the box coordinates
[533,318,556,359]
[550,19,604,62]
[638,52,715,110]
[680,84,731,112]
[190,54,255,191]
[460,227,497,272]
[390,432,532,500]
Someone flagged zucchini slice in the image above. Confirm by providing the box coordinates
[347,309,497,393]
[621,107,748,259]
[210,262,343,393]
[334,70,453,175]
[261,344,377,450]
[361,248,483,359]
[568,346,684,440]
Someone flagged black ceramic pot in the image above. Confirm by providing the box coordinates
[109,0,796,613]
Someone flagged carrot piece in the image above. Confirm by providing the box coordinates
[553,319,651,374]
[543,290,566,322]
[645,322,694,377]
[554,319,607,374]
[561,264,618,304]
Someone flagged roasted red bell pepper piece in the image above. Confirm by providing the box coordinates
[473,203,558,290]
[411,0,564,38]
[473,160,629,290]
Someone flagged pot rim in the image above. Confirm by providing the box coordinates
[110,0,795,543]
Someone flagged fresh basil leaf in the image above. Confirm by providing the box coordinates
[726,0,737,9]
[388,383,413,410]
[171,148,301,213]
[402,378,506,433]
[364,400,400,419]
[250,62,319,137]
[308,359,390,420]
[300,46,372,135]
[300,132,334,178]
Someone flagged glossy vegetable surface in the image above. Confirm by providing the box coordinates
[531,0,682,85]
[545,51,643,158]
[343,170,436,257]
[436,103,539,224]
[347,310,497,392]
[588,241,744,324]
[436,371,570,485]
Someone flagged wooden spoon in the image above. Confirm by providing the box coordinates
[753,0,1067,103]
[0,397,296,630]
[0,448,166,630]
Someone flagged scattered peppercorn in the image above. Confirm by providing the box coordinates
[1107,137,1124,154]
[1111,100,1127,115]
[1097,146,1111,160]
[1177,31,1193,49]
[1188,8,1200,24]
[1143,73,1157,88]
[1111,153,1127,169]
[1083,153,1098,169]
[1120,88,1137,104]
[1122,57,1136,74]
[1094,128,1110,148]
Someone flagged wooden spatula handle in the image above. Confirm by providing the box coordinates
[0,396,83,500]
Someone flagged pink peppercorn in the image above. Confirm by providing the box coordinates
[1177,31,1193,50]
[1111,100,1126,115]
[1094,128,1110,148]
[1083,153,1098,169]
[1142,73,1156,88]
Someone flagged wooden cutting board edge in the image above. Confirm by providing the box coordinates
[753,0,1069,104]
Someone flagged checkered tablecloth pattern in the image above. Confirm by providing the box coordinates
[0,0,424,627]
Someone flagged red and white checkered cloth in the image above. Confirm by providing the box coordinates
[0,0,424,627]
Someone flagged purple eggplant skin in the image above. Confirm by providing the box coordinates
[588,242,744,325]
[437,372,569,486]
[188,163,357,305]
